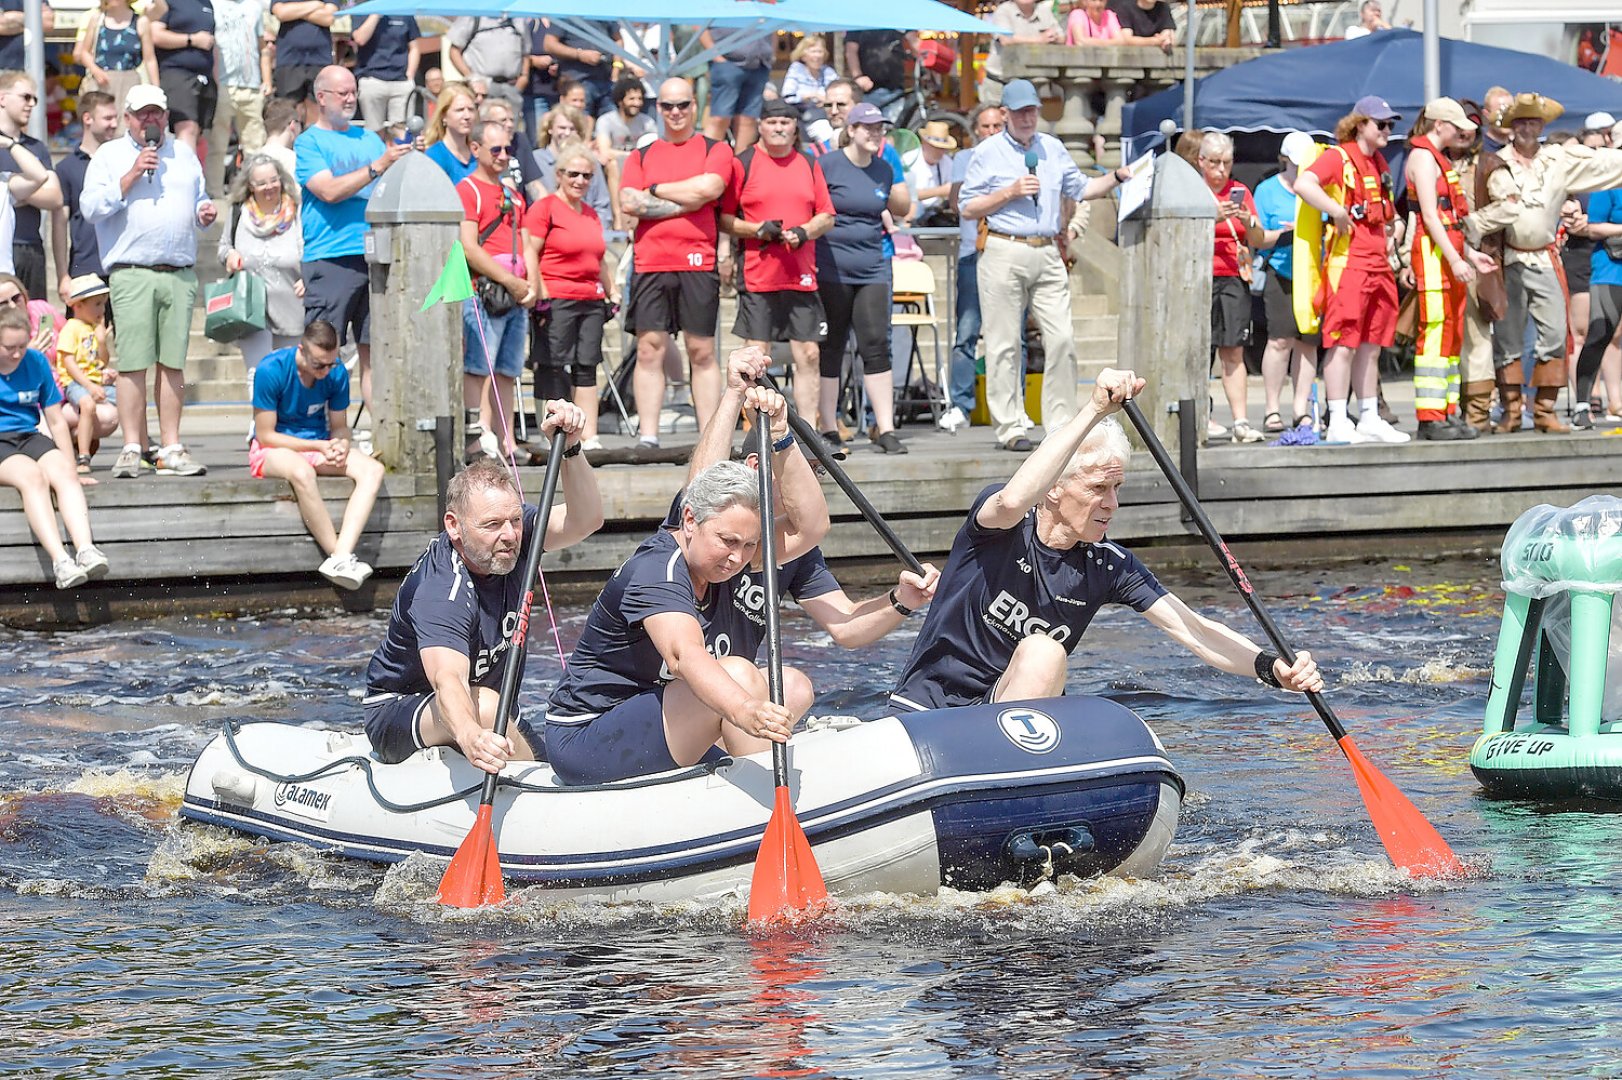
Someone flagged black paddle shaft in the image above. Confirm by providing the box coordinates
[477,428,570,806]
[758,372,927,577]
[755,410,790,789]
[1120,401,1347,741]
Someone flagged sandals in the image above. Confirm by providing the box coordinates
[1231,418,1265,444]
[1262,411,1285,434]
[75,454,92,474]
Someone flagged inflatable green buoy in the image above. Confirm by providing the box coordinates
[1471,496,1622,799]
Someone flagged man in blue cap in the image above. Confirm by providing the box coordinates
[958,79,1131,453]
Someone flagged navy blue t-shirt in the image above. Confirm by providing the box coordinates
[251,346,349,440]
[0,0,21,72]
[550,20,615,84]
[0,133,51,248]
[354,16,418,80]
[154,0,215,75]
[53,148,102,276]
[365,504,542,696]
[889,484,1168,712]
[0,347,59,432]
[548,527,750,723]
[815,149,894,286]
[662,492,841,662]
[276,12,333,69]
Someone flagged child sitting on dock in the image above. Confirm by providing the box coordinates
[54,275,119,475]
[249,318,385,591]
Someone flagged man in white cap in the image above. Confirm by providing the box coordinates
[959,78,1131,453]
[80,83,218,479]
[1464,92,1622,433]
[1406,98,1489,441]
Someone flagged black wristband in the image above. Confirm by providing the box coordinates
[561,441,583,459]
[1254,650,1283,688]
[889,588,914,617]
[771,431,794,453]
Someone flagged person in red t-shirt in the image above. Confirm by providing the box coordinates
[457,119,535,459]
[1295,95,1408,444]
[524,140,618,450]
[616,76,736,449]
[718,98,837,423]
[1197,132,1265,443]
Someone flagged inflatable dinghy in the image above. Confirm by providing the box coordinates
[1471,496,1622,800]
[180,696,1184,901]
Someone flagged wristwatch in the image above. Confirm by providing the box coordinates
[561,441,584,459]
[367,163,380,180]
[771,431,794,453]
[888,588,915,617]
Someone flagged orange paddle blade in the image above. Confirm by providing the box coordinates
[748,787,829,925]
[1337,735,1465,879]
[437,804,507,908]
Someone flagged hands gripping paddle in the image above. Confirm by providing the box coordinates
[747,409,829,924]
[1121,401,1463,877]
[437,428,570,908]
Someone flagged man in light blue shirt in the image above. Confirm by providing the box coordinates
[296,64,410,414]
[959,79,1129,451]
[81,84,217,479]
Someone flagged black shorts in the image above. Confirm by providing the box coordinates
[158,69,217,131]
[0,430,56,464]
[362,689,545,765]
[734,289,826,343]
[275,64,325,103]
[1211,275,1252,349]
[11,243,44,302]
[1261,269,1317,345]
[625,270,720,337]
[548,298,608,386]
[303,255,370,346]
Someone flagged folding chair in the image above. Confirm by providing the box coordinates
[890,258,946,427]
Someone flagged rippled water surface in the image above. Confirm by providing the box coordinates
[3,552,1618,1078]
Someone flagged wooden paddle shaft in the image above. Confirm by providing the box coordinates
[758,372,927,577]
[476,428,570,807]
[1120,401,1348,741]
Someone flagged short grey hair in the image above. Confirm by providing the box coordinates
[1061,416,1132,480]
[682,461,759,524]
[1198,131,1234,159]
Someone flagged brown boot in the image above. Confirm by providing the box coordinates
[1462,380,1495,431]
[1492,361,1524,434]
[1533,386,1571,433]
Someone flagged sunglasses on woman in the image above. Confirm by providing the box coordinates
[559,168,592,180]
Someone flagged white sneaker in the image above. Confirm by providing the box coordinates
[1356,414,1411,444]
[54,556,89,590]
[76,545,110,581]
[937,406,968,433]
[319,553,373,591]
[1323,417,1373,445]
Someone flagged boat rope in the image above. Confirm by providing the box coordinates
[215,721,730,815]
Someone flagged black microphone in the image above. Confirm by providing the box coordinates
[1024,149,1040,211]
[142,123,161,179]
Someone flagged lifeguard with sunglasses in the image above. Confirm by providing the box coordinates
[1294,94,1408,444]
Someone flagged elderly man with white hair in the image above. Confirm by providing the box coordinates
[887,368,1324,715]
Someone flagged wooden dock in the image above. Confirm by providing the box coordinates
[2,393,1617,625]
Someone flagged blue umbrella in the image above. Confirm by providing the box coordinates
[1123,29,1622,158]
[347,0,1003,80]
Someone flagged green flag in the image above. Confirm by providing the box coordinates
[421,239,475,311]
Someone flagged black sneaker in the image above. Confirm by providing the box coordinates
[872,430,907,454]
[1447,413,1479,440]
[819,431,848,460]
[1417,420,1461,441]
[1573,407,1595,431]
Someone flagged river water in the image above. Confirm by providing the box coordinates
[2,551,1617,1078]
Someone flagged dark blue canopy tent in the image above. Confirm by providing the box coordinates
[1123,29,1622,160]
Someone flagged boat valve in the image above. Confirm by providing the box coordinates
[1004,825,1096,878]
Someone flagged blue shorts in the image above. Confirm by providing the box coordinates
[545,688,725,785]
[708,61,770,119]
[463,299,527,378]
[303,255,371,346]
[362,689,544,765]
[65,382,117,406]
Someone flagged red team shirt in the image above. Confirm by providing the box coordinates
[722,149,835,293]
[1304,143,1393,272]
[457,175,527,263]
[1210,178,1258,278]
[620,136,735,272]
[524,194,607,300]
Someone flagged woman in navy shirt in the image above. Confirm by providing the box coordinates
[0,307,108,588]
[815,102,912,457]
[545,448,799,786]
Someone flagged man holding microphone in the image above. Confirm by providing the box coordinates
[959,78,1130,453]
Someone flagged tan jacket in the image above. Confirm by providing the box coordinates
[1465,143,1622,269]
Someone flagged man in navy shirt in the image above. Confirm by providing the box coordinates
[889,368,1324,714]
[363,401,602,771]
[52,91,117,304]
[249,319,384,591]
